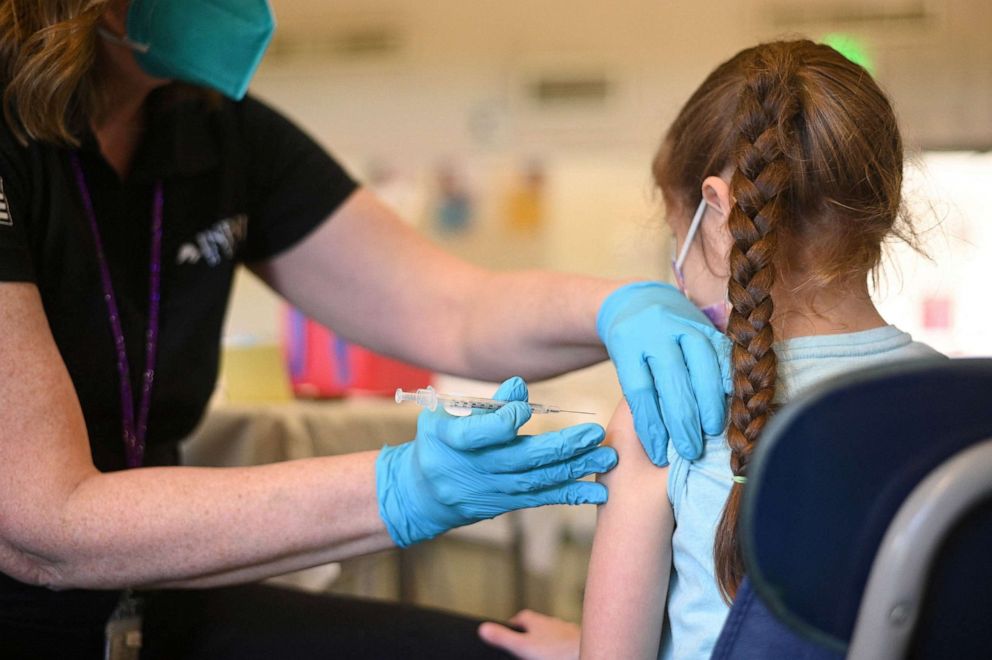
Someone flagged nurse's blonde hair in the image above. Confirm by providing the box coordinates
[0,0,112,145]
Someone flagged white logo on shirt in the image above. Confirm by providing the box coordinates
[176,214,247,266]
[0,177,12,227]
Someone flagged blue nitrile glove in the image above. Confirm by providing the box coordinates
[597,281,732,466]
[376,377,617,547]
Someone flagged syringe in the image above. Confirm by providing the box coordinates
[395,386,594,415]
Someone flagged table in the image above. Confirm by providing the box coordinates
[181,398,421,467]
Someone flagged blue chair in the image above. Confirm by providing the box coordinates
[711,357,992,660]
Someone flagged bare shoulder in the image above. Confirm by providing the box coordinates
[602,400,666,482]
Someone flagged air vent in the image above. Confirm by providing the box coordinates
[332,26,402,58]
[528,75,612,105]
[509,59,628,149]
[267,24,404,62]
[767,1,935,28]
[763,0,945,47]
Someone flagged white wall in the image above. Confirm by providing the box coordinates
[223,1,992,359]
[875,152,992,357]
[257,0,992,154]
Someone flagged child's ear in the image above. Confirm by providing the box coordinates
[701,176,732,217]
[700,175,734,263]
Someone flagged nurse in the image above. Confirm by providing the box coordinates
[0,1,728,657]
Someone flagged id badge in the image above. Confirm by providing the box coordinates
[104,590,143,660]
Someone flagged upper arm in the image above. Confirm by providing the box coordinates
[231,99,492,372]
[0,283,96,582]
[250,187,487,371]
[581,400,674,660]
[0,129,96,579]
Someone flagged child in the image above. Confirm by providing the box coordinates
[580,39,941,659]
[480,39,942,660]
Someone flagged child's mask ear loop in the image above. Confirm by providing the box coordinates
[675,198,709,271]
[671,196,734,333]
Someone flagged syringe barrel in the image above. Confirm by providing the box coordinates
[396,388,573,415]
[435,396,561,414]
[435,393,507,411]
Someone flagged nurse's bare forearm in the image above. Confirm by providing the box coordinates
[255,191,632,381]
[10,451,394,591]
[456,269,629,381]
[152,544,364,589]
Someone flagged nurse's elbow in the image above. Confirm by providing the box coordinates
[0,538,71,591]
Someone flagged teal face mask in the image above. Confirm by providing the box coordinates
[110,0,275,100]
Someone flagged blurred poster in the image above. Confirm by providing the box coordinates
[432,162,475,235]
[922,296,953,331]
[876,152,991,357]
[505,160,546,235]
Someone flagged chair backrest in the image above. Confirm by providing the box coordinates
[847,438,992,659]
[737,357,992,655]
[908,491,992,659]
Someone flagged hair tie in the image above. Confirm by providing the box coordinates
[732,475,748,485]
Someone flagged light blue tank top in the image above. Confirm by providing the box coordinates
[658,325,942,659]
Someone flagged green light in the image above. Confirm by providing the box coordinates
[822,33,875,74]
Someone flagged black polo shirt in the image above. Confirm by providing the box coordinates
[0,87,358,642]
[0,86,357,472]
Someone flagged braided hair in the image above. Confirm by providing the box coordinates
[716,46,802,599]
[653,40,911,601]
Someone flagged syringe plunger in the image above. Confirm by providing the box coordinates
[394,386,441,411]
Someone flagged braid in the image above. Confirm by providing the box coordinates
[714,46,802,601]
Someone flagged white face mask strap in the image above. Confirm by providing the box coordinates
[675,198,708,271]
[96,26,151,54]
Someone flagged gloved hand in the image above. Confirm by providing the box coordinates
[376,377,617,547]
[597,281,731,466]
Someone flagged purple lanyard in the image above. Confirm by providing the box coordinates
[68,153,163,469]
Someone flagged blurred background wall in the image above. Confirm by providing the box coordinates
[225,0,991,359]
